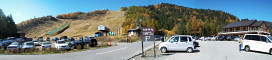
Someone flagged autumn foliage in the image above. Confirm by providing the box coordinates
[120,7,128,11]
[122,3,240,36]
[56,10,107,19]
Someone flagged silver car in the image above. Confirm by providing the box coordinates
[22,42,35,49]
[7,42,22,50]
[41,42,52,49]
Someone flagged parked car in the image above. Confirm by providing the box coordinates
[38,37,43,41]
[217,35,233,41]
[199,37,207,41]
[158,35,195,53]
[22,42,35,49]
[16,38,25,42]
[155,35,160,40]
[234,36,241,41]
[69,40,84,49]
[7,42,23,50]
[6,37,15,45]
[1,40,9,50]
[55,40,69,50]
[32,40,40,46]
[60,36,68,41]
[45,37,50,41]
[52,37,59,41]
[41,42,52,49]
[84,36,97,47]
[242,34,272,55]
[26,38,33,41]
[68,37,75,41]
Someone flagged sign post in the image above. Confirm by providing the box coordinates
[141,27,155,57]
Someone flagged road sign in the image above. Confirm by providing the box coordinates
[140,27,156,58]
[141,27,154,41]
[141,27,154,36]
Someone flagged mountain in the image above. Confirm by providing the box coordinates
[122,3,239,36]
[17,11,125,38]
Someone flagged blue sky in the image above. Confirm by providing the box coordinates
[0,0,271,24]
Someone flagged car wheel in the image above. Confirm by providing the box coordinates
[245,46,250,52]
[161,47,167,53]
[270,49,272,55]
[187,48,193,53]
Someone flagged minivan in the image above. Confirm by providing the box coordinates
[242,34,272,55]
[158,35,194,53]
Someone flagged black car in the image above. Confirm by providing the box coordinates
[84,36,97,47]
[38,37,43,41]
[60,36,68,41]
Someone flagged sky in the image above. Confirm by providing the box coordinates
[0,0,271,24]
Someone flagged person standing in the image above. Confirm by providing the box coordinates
[239,36,243,53]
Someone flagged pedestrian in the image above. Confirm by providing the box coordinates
[239,36,242,53]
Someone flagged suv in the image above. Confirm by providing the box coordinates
[242,34,272,54]
[158,35,195,53]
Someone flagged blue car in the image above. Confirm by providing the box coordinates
[52,37,59,41]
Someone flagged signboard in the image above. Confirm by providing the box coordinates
[141,27,154,41]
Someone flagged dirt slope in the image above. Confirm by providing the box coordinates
[48,11,125,38]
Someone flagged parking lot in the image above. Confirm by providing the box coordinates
[132,40,272,60]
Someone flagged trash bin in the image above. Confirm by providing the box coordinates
[161,37,164,42]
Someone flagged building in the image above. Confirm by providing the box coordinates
[97,25,110,36]
[219,19,270,35]
[128,28,141,37]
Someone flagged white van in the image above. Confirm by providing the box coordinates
[242,34,272,54]
[158,35,194,53]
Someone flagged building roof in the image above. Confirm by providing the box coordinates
[128,29,141,32]
[251,21,264,26]
[223,20,256,28]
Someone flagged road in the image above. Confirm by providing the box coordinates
[0,41,161,60]
[164,41,272,60]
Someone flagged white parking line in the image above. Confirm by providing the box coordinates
[96,47,128,55]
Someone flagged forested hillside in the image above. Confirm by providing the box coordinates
[122,3,239,36]
[0,9,17,39]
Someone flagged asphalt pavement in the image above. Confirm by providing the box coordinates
[164,41,272,60]
[0,41,161,60]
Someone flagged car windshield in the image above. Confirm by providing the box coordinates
[58,41,66,44]
[42,42,51,45]
[33,40,38,42]
[267,36,272,41]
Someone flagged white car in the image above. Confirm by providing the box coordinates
[41,42,52,49]
[234,36,241,41]
[242,34,272,54]
[33,40,39,46]
[55,40,69,50]
[158,35,195,53]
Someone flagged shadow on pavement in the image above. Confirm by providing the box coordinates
[165,50,200,53]
[247,50,271,55]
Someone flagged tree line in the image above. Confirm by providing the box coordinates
[0,9,17,39]
[122,3,240,37]
[56,10,108,19]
